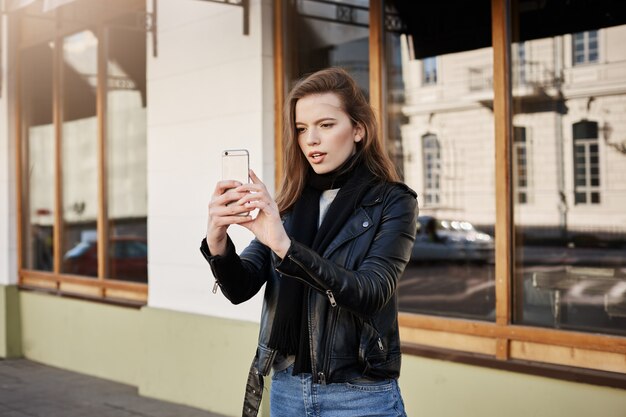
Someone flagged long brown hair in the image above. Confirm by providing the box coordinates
[276,67,399,214]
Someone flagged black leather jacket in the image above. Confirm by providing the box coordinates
[200,181,417,417]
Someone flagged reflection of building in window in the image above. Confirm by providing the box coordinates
[573,120,600,204]
[422,133,441,206]
[513,126,529,204]
[572,30,598,65]
[422,56,437,85]
[19,5,148,284]
[513,42,526,84]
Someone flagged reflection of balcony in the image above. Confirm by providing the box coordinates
[468,61,560,105]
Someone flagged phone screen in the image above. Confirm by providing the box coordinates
[222,149,249,185]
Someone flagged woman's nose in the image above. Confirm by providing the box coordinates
[305,128,320,145]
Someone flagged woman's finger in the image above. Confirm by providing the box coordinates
[249,169,262,185]
[212,214,253,227]
[241,199,274,215]
[213,188,249,207]
[212,180,243,197]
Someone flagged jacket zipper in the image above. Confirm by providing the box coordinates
[305,288,321,385]
[276,255,327,294]
[280,255,343,385]
[368,319,385,352]
[212,280,220,294]
[319,303,339,385]
[326,290,337,307]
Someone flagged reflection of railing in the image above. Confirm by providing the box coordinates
[532,267,626,326]
[469,61,558,93]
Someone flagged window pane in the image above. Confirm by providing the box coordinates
[423,57,437,85]
[285,0,369,93]
[106,20,148,283]
[20,44,55,271]
[60,30,99,278]
[386,0,495,321]
[513,16,626,336]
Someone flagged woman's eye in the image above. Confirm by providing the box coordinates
[320,123,333,128]
[296,127,306,134]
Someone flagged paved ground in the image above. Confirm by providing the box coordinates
[0,359,227,417]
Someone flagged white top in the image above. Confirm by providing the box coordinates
[319,189,341,227]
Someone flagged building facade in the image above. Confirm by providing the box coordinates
[1,1,625,416]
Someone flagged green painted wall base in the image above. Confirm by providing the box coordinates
[0,285,22,358]
[6,288,626,417]
[138,306,263,417]
[400,354,626,417]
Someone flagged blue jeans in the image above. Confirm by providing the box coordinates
[270,365,407,417]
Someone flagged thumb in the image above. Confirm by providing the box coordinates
[249,169,262,185]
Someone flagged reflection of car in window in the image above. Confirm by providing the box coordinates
[63,236,147,282]
[411,216,494,263]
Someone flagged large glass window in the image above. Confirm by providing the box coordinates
[385,0,496,321]
[20,44,55,272]
[275,0,626,378]
[513,9,626,336]
[18,0,148,297]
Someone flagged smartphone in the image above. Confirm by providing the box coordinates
[222,149,250,215]
[222,149,249,185]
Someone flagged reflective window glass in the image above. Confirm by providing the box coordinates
[20,44,55,272]
[106,18,148,283]
[512,4,626,336]
[386,0,496,320]
[284,0,370,93]
[60,30,99,278]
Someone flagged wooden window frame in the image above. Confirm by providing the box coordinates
[14,5,148,305]
[273,0,626,382]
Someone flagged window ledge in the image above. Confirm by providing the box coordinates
[402,342,626,390]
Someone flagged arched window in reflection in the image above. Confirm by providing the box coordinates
[573,120,600,205]
[422,133,441,206]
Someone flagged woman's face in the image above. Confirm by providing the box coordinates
[295,92,363,174]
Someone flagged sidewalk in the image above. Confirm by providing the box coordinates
[0,359,227,417]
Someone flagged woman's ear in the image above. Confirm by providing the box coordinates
[354,122,365,143]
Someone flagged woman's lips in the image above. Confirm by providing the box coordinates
[309,152,326,163]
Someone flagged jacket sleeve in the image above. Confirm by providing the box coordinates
[274,186,418,318]
[200,235,271,305]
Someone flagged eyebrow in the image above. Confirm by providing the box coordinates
[295,117,338,125]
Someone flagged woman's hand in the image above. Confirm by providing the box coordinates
[206,180,254,256]
[237,170,291,259]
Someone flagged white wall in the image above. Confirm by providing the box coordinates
[146,0,274,322]
[0,14,18,286]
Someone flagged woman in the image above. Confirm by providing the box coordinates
[201,67,417,417]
